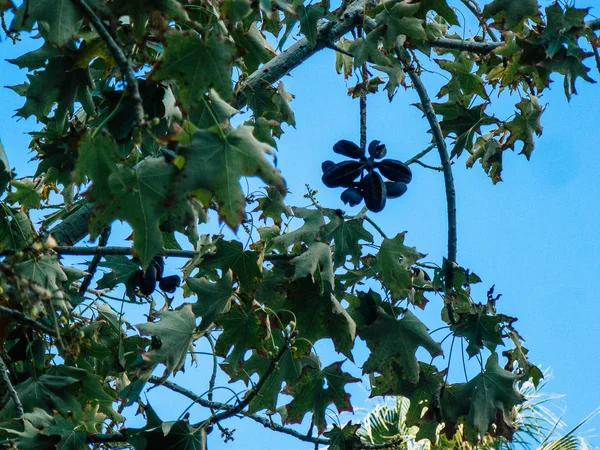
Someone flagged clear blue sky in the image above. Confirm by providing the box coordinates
[2,3,600,447]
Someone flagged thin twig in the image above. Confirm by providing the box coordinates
[412,160,444,172]
[405,66,457,324]
[0,355,23,418]
[325,42,354,57]
[79,226,111,295]
[404,143,436,166]
[360,64,368,151]
[70,0,145,126]
[363,216,387,240]
[459,0,499,42]
[208,344,289,425]
[0,304,57,337]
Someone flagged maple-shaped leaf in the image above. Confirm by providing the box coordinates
[188,270,234,332]
[284,362,359,434]
[135,305,196,377]
[482,0,539,31]
[324,421,363,450]
[42,416,87,450]
[7,44,59,70]
[152,32,236,109]
[543,47,596,101]
[436,53,488,100]
[129,404,207,450]
[376,233,425,301]
[543,4,589,58]
[14,255,70,309]
[503,330,544,387]
[253,186,291,225]
[0,375,81,419]
[431,101,497,158]
[416,0,459,26]
[466,134,503,184]
[374,2,426,48]
[177,125,286,230]
[296,3,326,47]
[451,309,504,358]
[350,28,391,67]
[232,24,276,73]
[229,336,318,414]
[199,239,262,292]
[503,95,543,159]
[290,241,334,288]
[321,211,373,268]
[372,62,406,100]
[12,57,94,128]
[357,293,442,384]
[6,179,42,211]
[112,0,187,40]
[287,277,356,358]
[96,255,139,291]
[273,207,324,247]
[465,353,524,436]
[11,0,83,45]
[1,409,60,449]
[214,302,266,375]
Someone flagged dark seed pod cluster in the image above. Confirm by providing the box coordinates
[321,139,412,212]
[131,256,181,295]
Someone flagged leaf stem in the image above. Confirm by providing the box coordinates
[0,355,23,418]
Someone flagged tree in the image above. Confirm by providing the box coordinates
[0,0,598,448]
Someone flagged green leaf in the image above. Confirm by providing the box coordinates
[199,239,262,292]
[253,186,291,225]
[6,180,41,211]
[0,375,81,419]
[177,125,286,229]
[1,410,60,449]
[7,44,59,70]
[296,3,325,48]
[432,101,497,158]
[273,207,324,247]
[135,305,197,376]
[350,29,391,67]
[357,292,442,384]
[482,0,539,30]
[466,134,504,184]
[290,241,334,288]
[96,255,140,290]
[324,422,363,450]
[152,33,237,109]
[43,416,87,450]
[188,270,234,332]
[287,277,356,358]
[284,362,359,434]
[451,309,504,358]
[0,203,35,251]
[503,95,543,159]
[418,0,458,26]
[320,213,373,268]
[11,0,83,44]
[376,233,424,300]
[465,353,524,435]
[14,255,70,309]
[15,57,94,128]
[214,302,266,374]
[375,2,426,47]
[436,54,488,100]
[543,47,596,101]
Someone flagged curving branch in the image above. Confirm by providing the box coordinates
[70,0,145,126]
[405,67,457,324]
[0,304,57,337]
[78,226,111,294]
[0,355,23,418]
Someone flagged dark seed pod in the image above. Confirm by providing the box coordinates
[340,187,363,207]
[362,172,387,212]
[321,160,336,173]
[385,181,408,199]
[321,160,365,188]
[368,140,387,159]
[333,139,365,160]
[376,159,412,183]
[140,264,157,295]
[159,275,181,293]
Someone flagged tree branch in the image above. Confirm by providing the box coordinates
[79,226,111,294]
[208,344,288,425]
[70,0,145,126]
[404,143,436,166]
[0,355,23,418]
[459,0,499,42]
[0,304,57,337]
[405,67,457,324]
